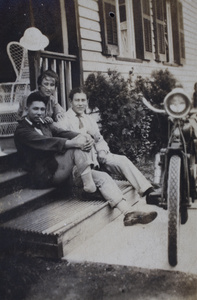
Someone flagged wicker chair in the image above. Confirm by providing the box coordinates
[0,42,31,137]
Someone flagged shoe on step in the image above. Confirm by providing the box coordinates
[124,211,157,226]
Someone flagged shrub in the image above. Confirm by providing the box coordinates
[85,70,154,162]
[135,68,177,106]
[84,69,178,162]
[134,69,178,150]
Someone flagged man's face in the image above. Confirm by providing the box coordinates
[27,101,46,123]
[71,92,88,115]
[39,76,56,97]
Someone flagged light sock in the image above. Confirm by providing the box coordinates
[116,199,133,215]
[81,168,97,193]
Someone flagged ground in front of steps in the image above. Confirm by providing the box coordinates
[1,253,197,300]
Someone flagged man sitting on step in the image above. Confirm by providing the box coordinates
[56,86,154,199]
[14,92,157,226]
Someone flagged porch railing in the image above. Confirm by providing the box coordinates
[0,50,77,138]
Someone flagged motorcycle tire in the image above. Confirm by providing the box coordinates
[167,155,181,267]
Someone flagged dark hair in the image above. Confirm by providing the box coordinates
[37,70,59,87]
[69,86,87,101]
[26,91,47,107]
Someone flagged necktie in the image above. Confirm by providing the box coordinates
[76,114,84,129]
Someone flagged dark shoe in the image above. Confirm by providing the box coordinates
[81,189,104,201]
[141,187,154,197]
[146,189,161,206]
[124,211,157,226]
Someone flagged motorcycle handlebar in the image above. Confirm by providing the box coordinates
[190,108,197,115]
[139,94,165,114]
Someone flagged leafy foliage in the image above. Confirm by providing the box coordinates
[135,69,177,106]
[85,69,178,162]
[135,69,178,150]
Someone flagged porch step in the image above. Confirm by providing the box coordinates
[0,175,133,259]
[0,187,56,223]
[0,169,28,198]
[0,195,121,258]
[0,149,20,172]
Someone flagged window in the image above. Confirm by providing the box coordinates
[99,0,136,57]
[99,0,185,64]
[118,0,136,58]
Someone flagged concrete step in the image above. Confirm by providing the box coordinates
[0,169,29,198]
[0,186,56,223]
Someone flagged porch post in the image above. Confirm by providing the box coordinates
[28,50,41,91]
[60,0,69,55]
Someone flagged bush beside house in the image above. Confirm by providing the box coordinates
[85,69,178,163]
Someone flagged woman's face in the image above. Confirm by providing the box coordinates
[39,76,56,97]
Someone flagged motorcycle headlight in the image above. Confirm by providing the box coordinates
[164,88,192,118]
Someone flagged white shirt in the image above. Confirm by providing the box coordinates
[56,108,109,153]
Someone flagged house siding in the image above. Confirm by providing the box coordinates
[77,0,197,97]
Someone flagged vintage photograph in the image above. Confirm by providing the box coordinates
[0,0,197,299]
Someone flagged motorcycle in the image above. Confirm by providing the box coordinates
[140,88,197,266]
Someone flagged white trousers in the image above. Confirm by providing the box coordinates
[101,153,152,196]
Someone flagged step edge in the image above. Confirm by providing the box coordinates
[0,170,27,184]
[0,187,56,214]
[42,201,108,235]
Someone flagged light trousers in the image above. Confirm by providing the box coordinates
[101,153,152,196]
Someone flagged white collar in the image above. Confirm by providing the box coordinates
[70,108,85,118]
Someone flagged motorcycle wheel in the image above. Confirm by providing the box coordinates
[167,155,181,267]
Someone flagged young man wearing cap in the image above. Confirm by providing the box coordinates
[14,92,157,226]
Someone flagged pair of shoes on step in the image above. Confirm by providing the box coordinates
[124,211,157,226]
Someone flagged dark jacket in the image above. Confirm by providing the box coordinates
[14,119,79,187]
